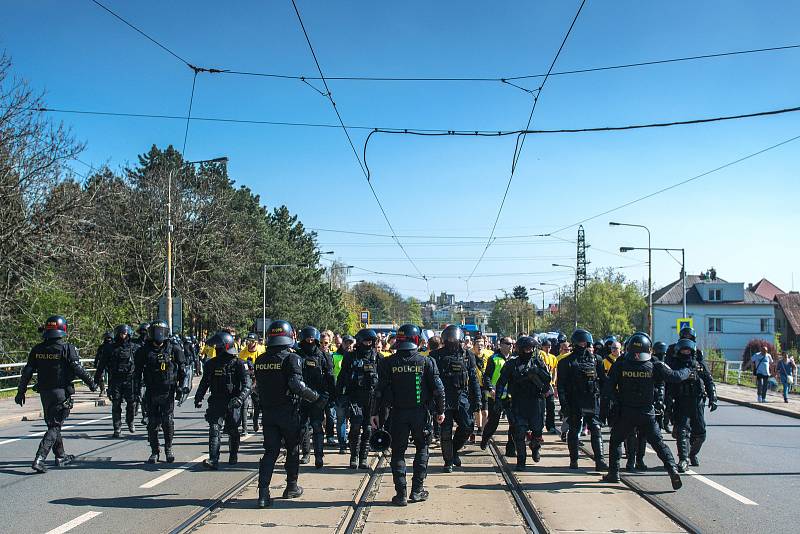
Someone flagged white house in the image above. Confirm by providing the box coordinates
[651,271,775,361]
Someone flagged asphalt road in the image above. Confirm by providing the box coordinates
[620,400,800,533]
[0,382,263,534]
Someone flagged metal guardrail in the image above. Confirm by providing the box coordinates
[0,359,96,393]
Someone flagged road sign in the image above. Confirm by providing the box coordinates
[676,317,693,332]
[158,294,183,333]
[360,310,370,325]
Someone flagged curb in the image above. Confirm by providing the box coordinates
[716,395,800,420]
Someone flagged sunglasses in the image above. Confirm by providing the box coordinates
[500,341,512,345]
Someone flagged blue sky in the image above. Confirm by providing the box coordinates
[4,0,799,304]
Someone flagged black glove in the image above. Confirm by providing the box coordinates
[708,398,718,412]
[14,391,25,406]
[314,392,330,411]
[194,398,203,409]
[228,397,243,410]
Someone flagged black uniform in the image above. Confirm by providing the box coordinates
[96,338,137,436]
[479,351,515,456]
[17,339,95,469]
[182,338,197,382]
[430,347,481,469]
[298,343,335,466]
[195,353,252,467]
[134,340,187,461]
[337,344,379,468]
[664,343,704,430]
[557,347,606,468]
[94,338,112,393]
[255,346,322,504]
[601,354,689,486]
[374,349,445,500]
[667,351,717,470]
[494,351,551,469]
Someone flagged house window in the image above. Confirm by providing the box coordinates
[761,318,770,333]
[708,289,722,301]
[709,317,723,333]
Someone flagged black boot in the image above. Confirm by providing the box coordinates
[55,454,75,467]
[531,443,541,463]
[591,433,607,471]
[229,435,240,465]
[32,455,47,473]
[164,448,175,463]
[300,451,310,464]
[677,459,689,473]
[283,483,304,499]
[128,421,136,433]
[635,458,648,471]
[392,488,408,507]
[568,440,580,469]
[689,435,705,467]
[667,463,683,490]
[602,470,620,483]
[147,450,159,464]
[113,426,122,438]
[205,433,220,469]
[452,451,462,468]
[409,486,429,503]
[257,487,272,508]
[358,453,369,470]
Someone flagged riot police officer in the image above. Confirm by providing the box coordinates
[479,336,514,454]
[255,320,326,508]
[600,332,689,489]
[494,336,551,471]
[666,327,704,362]
[337,328,380,469]
[667,338,718,472]
[371,324,445,507]
[96,324,138,438]
[132,322,150,424]
[134,320,188,464]
[15,315,97,473]
[94,331,113,394]
[431,325,481,472]
[133,323,149,346]
[556,329,607,470]
[182,335,197,381]
[297,326,335,468]
[652,341,669,432]
[194,331,252,469]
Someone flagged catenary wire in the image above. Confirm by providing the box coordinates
[289,0,427,281]
[467,0,587,282]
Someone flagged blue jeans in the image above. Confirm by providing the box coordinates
[782,380,791,400]
[756,375,769,400]
[335,400,348,446]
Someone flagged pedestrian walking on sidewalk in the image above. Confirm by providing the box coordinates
[777,352,796,403]
[750,347,773,402]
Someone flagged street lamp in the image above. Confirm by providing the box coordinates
[166,156,228,333]
[620,246,687,319]
[552,263,578,329]
[529,287,546,331]
[329,264,354,290]
[610,222,652,338]
[540,282,561,312]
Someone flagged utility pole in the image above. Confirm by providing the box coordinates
[610,222,652,338]
[576,225,589,292]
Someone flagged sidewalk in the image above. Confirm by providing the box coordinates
[715,382,800,419]
[0,386,102,426]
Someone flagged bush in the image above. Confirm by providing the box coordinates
[742,338,775,363]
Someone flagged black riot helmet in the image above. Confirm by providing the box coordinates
[137,322,150,339]
[149,320,170,343]
[570,328,593,346]
[355,328,377,345]
[604,336,617,348]
[679,327,696,341]
[213,331,239,356]
[299,326,321,343]
[625,332,652,359]
[516,336,538,355]
[395,324,421,350]
[593,340,604,353]
[653,341,668,356]
[676,338,696,357]
[114,324,132,341]
[556,332,568,345]
[43,315,68,340]
[103,331,113,342]
[267,320,294,347]
[369,427,392,452]
[441,325,464,351]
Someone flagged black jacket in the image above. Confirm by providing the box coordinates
[374,349,445,415]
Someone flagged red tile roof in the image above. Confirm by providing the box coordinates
[751,278,785,301]
[776,293,800,334]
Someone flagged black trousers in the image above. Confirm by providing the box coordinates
[609,409,676,473]
[545,394,556,430]
[251,390,261,430]
[146,390,175,453]
[259,404,301,491]
[36,388,72,459]
[440,399,474,465]
[300,403,325,459]
[389,407,430,493]
[673,396,707,461]
[108,378,135,431]
[510,398,545,467]
[567,410,603,462]
[206,398,242,461]
[482,397,516,453]
[347,401,372,459]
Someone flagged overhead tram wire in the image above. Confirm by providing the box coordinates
[547,132,800,236]
[288,0,427,282]
[466,0,588,283]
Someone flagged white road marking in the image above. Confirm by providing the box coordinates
[685,470,758,505]
[644,447,758,505]
[0,415,112,446]
[45,511,102,534]
[139,455,206,489]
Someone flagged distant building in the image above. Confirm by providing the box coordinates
[651,270,775,361]
[775,293,800,350]
[436,292,456,306]
[749,278,785,301]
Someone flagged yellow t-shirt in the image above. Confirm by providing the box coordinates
[539,350,558,375]
[239,345,265,364]
[201,344,216,359]
[602,354,617,373]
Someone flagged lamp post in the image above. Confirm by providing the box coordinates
[620,246,686,320]
[540,282,561,313]
[610,222,652,338]
[530,287,546,331]
[552,264,578,329]
[329,263,354,290]
[166,156,228,333]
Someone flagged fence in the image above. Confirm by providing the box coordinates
[0,358,96,393]
[707,358,797,393]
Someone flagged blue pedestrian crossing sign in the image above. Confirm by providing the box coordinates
[360,310,370,325]
[676,317,693,332]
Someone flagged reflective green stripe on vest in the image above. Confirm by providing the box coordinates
[490,355,505,386]
[332,353,344,379]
